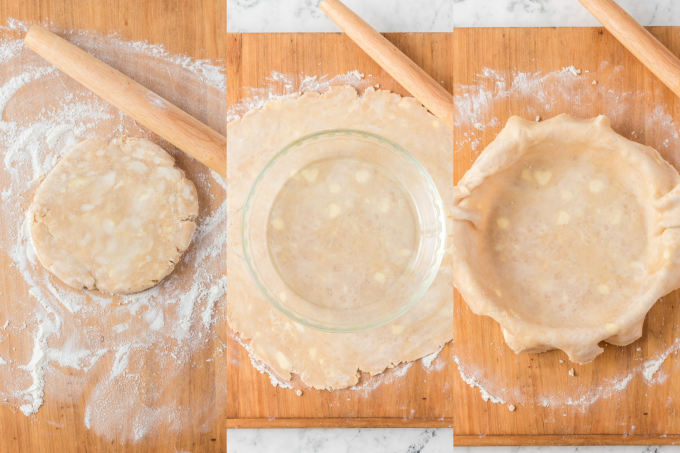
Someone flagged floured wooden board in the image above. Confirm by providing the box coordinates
[453,27,680,446]
[0,2,226,452]
[226,33,452,428]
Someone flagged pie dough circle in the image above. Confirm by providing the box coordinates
[453,114,680,363]
[30,137,199,295]
[227,86,452,390]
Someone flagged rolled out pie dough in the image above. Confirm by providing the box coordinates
[30,137,198,295]
[227,86,452,390]
[453,114,680,363]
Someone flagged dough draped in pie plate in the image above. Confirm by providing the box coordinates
[453,114,680,363]
[30,137,198,295]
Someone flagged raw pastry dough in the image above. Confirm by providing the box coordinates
[268,157,419,311]
[30,137,198,294]
[453,114,680,363]
[227,86,452,389]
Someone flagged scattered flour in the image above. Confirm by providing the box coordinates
[562,373,634,407]
[350,361,414,394]
[202,277,226,329]
[454,63,680,166]
[0,19,226,443]
[18,321,54,416]
[421,345,444,370]
[564,65,582,76]
[453,356,505,404]
[643,338,680,383]
[110,344,132,379]
[227,69,375,123]
[48,345,107,370]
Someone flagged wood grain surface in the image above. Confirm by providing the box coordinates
[453,27,680,446]
[0,1,226,452]
[577,0,680,100]
[226,32,453,429]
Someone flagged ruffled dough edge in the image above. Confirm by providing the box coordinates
[453,114,680,363]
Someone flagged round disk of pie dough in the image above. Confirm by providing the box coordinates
[453,114,680,363]
[30,137,199,295]
[227,86,452,390]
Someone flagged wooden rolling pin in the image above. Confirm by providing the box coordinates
[319,0,454,131]
[24,25,226,178]
[578,0,680,99]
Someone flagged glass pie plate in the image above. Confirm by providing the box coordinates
[231,129,452,332]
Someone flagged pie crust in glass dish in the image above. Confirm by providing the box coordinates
[453,114,680,363]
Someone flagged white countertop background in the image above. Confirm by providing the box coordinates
[454,448,675,453]
[226,1,680,451]
[227,0,453,32]
[227,428,453,452]
[227,0,680,33]
[453,0,680,28]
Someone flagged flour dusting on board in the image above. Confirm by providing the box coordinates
[349,361,413,394]
[0,20,225,443]
[453,356,505,404]
[421,345,444,370]
[642,337,680,384]
[227,70,376,123]
[455,63,680,410]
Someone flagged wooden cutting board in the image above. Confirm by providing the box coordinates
[226,32,453,429]
[454,27,680,446]
[0,2,226,452]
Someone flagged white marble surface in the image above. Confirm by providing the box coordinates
[454,448,674,453]
[227,428,453,452]
[227,0,453,32]
[227,0,680,32]
[453,0,680,27]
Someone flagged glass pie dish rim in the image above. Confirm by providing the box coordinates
[238,128,450,333]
